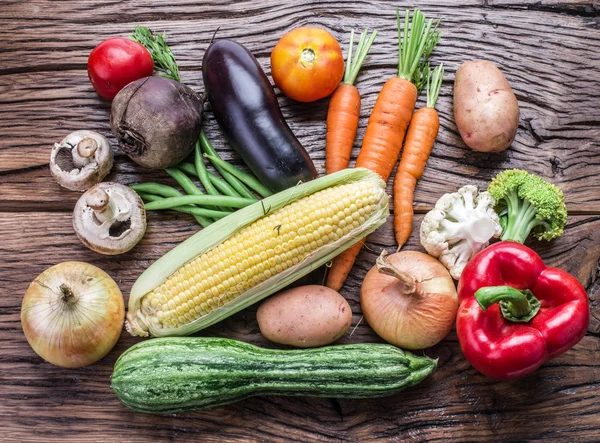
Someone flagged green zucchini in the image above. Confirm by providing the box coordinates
[111,337,436,413]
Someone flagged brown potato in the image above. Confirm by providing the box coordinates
[257,285,352,348]
[454,60,519,152]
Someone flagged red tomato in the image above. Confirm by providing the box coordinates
[87,38,154,100]
[271,27,344,103]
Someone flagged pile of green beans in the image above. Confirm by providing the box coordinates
[131,132,273,228]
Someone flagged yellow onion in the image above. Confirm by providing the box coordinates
[361,251,457,350]
[21,262,124,368]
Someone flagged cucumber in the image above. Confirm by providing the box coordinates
[111,337,436,413]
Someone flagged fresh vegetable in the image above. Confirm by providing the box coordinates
[87,37,154,100]
[21,262,124,368]
[454,60,519,152]
[49,130,114,192]
[203,39,318,193]
[204,154,273,198]
[126,168,388,337]
[325,29,377,174]
[271,27,345,103]
[130,26,180,82]
[111,337,437,413]
[199,132,257,200]
[131,182,213,227]
[327,9,440,291]
[257,285,352,347]
[488,169,567,243]
[394,65,444,248]
[361,251,457,350]
[111,76,203,169]
[73,182,146,255]
[143,194,255,211]
[420,185,502,280]
[177,162,242,198]
[457,241,589,380]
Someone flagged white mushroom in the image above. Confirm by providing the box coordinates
[73,182,146,255]
[50,130,114,191]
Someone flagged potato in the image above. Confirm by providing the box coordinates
[454,60,519,152]
[257,285,352,348]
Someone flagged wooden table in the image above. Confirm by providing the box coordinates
[2,1,599,441]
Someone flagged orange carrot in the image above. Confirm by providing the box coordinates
[355,77,417,180]
[326,29,377,174]
[327,9,440,291]
[394,65,444,249]
[394,65,444,248]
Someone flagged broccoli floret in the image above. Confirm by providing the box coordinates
[487,169,567,243]
[421,185,502,279]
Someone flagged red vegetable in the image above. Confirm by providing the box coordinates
[88,38,154,99]
[457,241,589,380]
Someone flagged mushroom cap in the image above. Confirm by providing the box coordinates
[50,130,114,192]
[73,182,146,255]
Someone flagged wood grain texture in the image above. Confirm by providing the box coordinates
[1,0,599,441]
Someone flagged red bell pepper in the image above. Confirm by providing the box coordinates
[456,241,589,380]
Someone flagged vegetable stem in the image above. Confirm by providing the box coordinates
[130,26,181,82]
[474,286,541,323]
[344,29,377,86]
[396,9,440,90]
[426,64,444,109]
[375,251,416,295]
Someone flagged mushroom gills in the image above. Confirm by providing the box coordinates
[73,182,146,255]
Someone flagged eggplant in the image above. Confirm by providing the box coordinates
[202,40,318,193]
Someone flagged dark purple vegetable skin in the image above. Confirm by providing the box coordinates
[202,40,318,193]
[111,76,202,169]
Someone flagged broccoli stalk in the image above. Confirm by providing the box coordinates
[487,169,567,244]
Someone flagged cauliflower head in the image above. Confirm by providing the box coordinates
[420,185,502,280]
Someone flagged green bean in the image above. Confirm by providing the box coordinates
[200,132,256,200]
[204,154,272,198]
[165,168,205,197]
[176,162,244,199]
[194,141,220,197]
[207,173,243,198]
[130,183,183,198]
[176,162,198,177]
[136,192,213,228]
[144,195,255,210]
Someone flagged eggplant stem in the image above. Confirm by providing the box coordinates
[375,250,416,294]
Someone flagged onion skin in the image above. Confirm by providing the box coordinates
[361,251,458,350]
[21,262,124,368]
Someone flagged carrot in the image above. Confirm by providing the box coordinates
[326,29,377,174]
[394,65,444,249]
[326,9,440,291]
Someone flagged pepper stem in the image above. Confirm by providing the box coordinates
[474,286,541,323]
[376,251,416,294]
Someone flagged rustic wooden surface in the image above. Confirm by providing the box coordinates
[1,1,599,441]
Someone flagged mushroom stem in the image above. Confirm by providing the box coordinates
[85,188,117,223]
[72,137,98,168]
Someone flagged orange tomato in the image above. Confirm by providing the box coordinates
[271,27,344,103]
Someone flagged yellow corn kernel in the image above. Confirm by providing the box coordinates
[137,179,384,331]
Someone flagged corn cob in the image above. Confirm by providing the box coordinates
[127,168,389,337]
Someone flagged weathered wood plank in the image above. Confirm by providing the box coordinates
[1,2,599,211]
[1,1,599,441]
[1,211,599,441]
